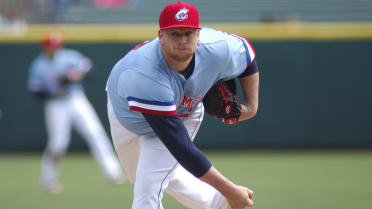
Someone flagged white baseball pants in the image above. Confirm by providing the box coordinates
[41,90,122,184]
[107,97,227,209]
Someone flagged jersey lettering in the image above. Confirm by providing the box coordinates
[194,96,201,104]
[181,96,201,113]
[180,95,194,107]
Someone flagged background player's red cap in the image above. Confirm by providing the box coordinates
[41,33,63,49]
[159,1,200,30]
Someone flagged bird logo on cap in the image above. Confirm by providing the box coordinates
[175,8,189,22]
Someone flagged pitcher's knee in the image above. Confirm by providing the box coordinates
[133,189,163,209]
[133,180,165,209]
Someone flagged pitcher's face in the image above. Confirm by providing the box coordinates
[159,28,199,62]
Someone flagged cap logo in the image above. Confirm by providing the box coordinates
[175,8,189,22]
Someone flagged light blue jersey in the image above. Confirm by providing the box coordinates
[28,48,92,97]
[107,28,256,135]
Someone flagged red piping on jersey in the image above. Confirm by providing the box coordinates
[130,106,178,116]
[179,113,190,118]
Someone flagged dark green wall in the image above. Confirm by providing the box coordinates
[0,40,371,151]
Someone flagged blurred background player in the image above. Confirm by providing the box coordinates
[27,33,125,194]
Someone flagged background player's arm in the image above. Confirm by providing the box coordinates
[64,58,93,83]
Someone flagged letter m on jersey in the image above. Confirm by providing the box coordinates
[180,95,194,107]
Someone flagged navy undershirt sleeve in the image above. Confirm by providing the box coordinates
[142,113,212,178]
[238,59,259,78]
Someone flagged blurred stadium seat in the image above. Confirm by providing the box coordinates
[0,0,372,24]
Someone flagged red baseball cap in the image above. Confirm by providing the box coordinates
[41,33,63,49]
[159,1,200,30]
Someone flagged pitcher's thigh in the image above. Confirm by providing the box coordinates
[132,138,178,209]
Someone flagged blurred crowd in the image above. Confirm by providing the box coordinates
[0,7,27,36]
[0,0,146,25]
[0,0,371,26]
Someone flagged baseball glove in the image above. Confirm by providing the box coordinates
[203,79,242,124]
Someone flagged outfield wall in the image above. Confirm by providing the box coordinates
[0,23,371,151]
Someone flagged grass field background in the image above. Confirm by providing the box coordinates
[1,150,371,209]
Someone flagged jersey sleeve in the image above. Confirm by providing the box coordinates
[28,60,42,92]
[238,59,259,78]
[222,33,256,80]
[117,69,178,116]
[28,59,60,95]
[63,49,92,74]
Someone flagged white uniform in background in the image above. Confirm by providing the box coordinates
[28,47,124,193]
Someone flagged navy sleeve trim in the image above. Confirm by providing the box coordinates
[238,59,259,78]
[142,113,211,178]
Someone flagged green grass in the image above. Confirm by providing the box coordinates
[1,151,372,209]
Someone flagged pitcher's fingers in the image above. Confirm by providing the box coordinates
[247,198,254,207]
[247,189,253,199]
